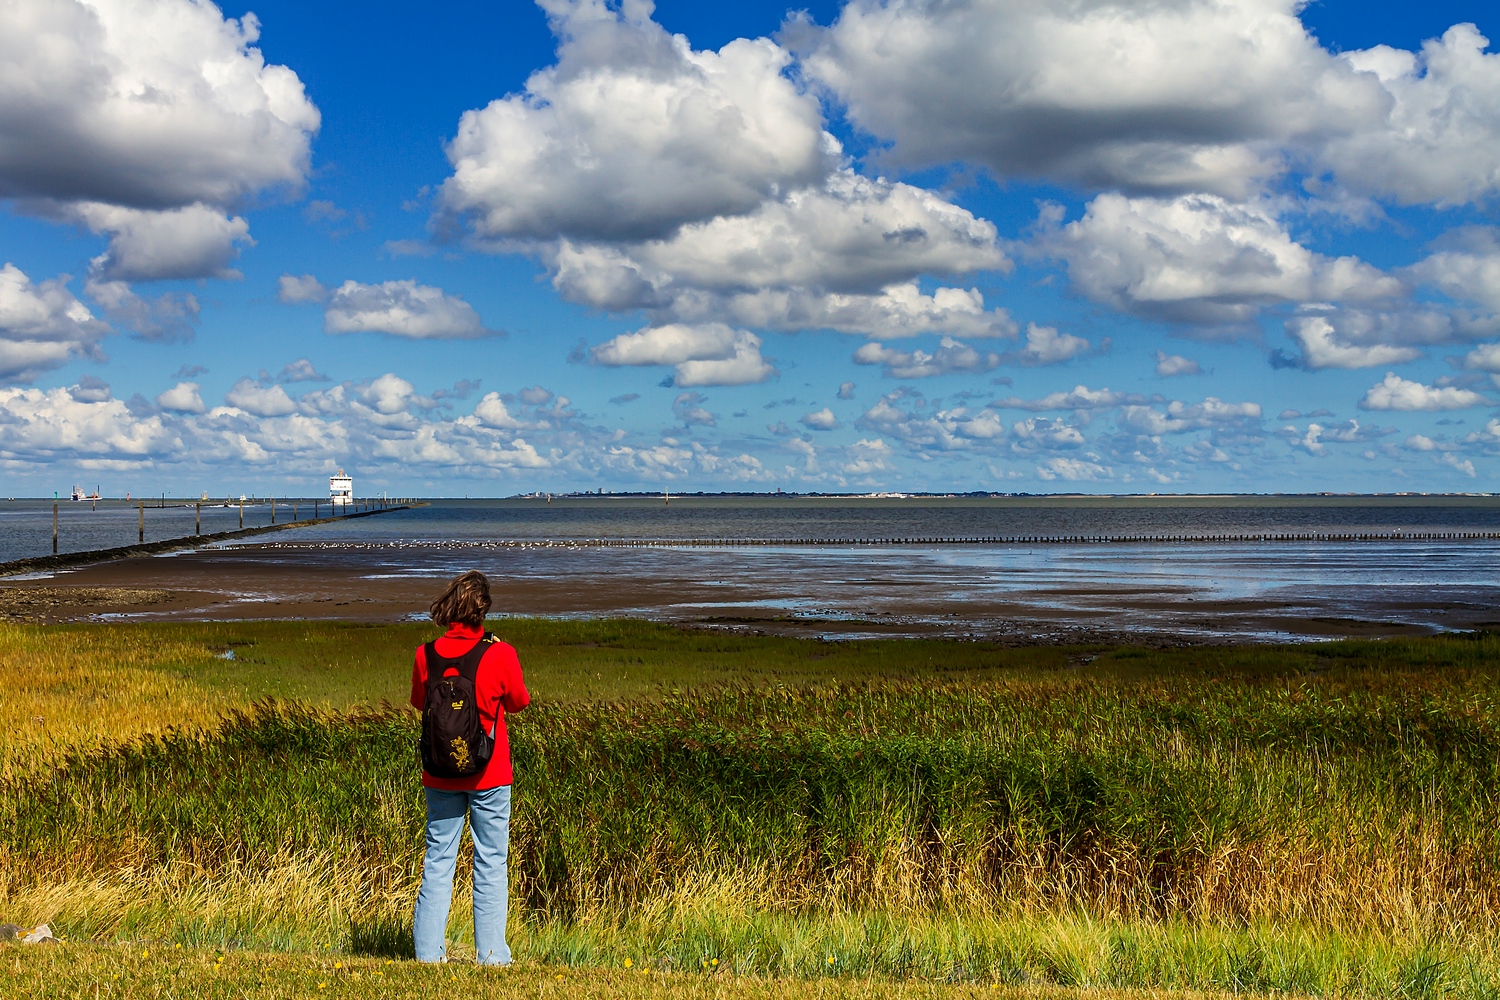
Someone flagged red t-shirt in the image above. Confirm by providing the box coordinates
[410,623,530,790]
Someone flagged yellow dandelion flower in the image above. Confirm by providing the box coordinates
[317,982,327,990]
[333,962,342,969]
[711,958,719,966]
[142,949,149,959]
[827,955,835,965]
[623,958,633,969]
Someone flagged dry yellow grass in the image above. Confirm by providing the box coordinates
[0,623,242,776]
[0,943,1283,1000]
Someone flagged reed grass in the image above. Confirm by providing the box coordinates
[4,622,1500,994]
[0,618,1080,772]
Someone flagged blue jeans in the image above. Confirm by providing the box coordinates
[412,785,512,965]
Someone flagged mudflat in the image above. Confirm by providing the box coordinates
[0,537,1487,643]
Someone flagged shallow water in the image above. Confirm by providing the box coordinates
[0,498,318,562]
[10,496,1500,641]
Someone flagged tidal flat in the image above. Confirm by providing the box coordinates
[4,619,1500,997]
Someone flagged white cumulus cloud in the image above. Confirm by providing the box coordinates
[547,170,1010,341]
[0,262,109,382]
[1119,398,1262,434]
[83,277,198,342]
[591,323,775,386]
[1010,417,1086,452]
[439,0,832,242]
[1003,324,1095,366]
[323,280,493,339]
[853,337,999,378]
[1036,457,1111,482]
[993,385,1127,411]
[799,0,1379,199]
[799,407,840,430]
[225,377,297,417]
[1284,313,1426,369]
[802,0,1500,207]
[0,385,176,459]
[277,274,328,304]
[1408,227,1500,318]
[1321,26,1500,207]
[155,380,204,414]
[0,0,319,210]
[1154,351,1203,377]
[1281,418,1386,455]
[1359,372,1486,410]
[1460,342,1500,372]
[856,390,1008,451]
[1441,452,1478,477]
[68,202,251,281]
[1040,194,1401,325]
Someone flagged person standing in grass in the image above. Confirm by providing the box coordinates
[411,570,530,965]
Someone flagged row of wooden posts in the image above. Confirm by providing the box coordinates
[49,496,408,554]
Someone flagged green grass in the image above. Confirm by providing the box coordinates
[5,622,1500,996]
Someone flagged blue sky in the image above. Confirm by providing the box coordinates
[2,0,1499,497]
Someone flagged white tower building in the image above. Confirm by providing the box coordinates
[330,470,353,507]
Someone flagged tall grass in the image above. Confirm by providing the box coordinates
[0,618,1082,772]
[6,629,1500,993]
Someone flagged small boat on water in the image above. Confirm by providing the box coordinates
[70,484,101,501]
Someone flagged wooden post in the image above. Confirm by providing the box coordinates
[293,500,297,521]
[52,502,58,555]
[195,503,201,536]
[239,501,243,529]
[138,501,144,543]
[271,497,276,524]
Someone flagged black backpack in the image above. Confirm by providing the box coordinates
[418,633,497,778]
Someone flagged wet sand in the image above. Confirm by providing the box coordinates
[1,538,1493,644]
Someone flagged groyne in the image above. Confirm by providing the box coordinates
[263,529,1500,551]
[0,504,414,578]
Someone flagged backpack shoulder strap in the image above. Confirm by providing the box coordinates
[423,640,457,686]
[454,633,493,681]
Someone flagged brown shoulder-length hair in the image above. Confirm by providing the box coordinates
[430,570,492,628]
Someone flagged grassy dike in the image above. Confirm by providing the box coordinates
[4,619,1500,996]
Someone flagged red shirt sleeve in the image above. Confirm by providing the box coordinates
[410,645,427,710]
[481,642,530,714]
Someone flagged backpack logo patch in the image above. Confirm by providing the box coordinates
[448,737,470,772]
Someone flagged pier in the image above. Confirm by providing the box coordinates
[0,501,415,578]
